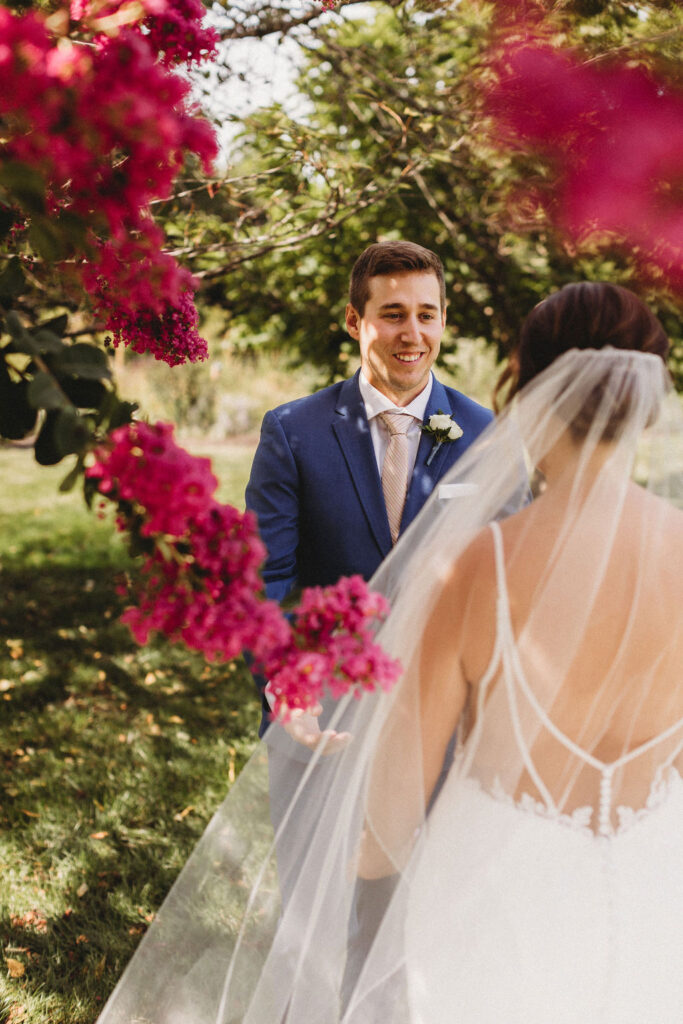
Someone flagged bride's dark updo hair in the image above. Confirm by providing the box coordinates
[494,283,670,437]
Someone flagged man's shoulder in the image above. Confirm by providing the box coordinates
[267,377,355,425]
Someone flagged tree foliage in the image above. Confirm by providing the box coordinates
[0,0,681,476]
[187,0,683,385]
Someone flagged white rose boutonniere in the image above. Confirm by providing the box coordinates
[422,411,464,466]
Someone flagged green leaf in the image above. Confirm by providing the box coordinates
[4,311,39,355]
[60,377,107,410]
[27,218,66,262]
[106,398,138,430]
[31,330,67,356]
[0,362,38,439]
[34,410,62,465]
[0,162,46,215]
[27,371,68,411]
[54,407,93,457]
[0,206,15,244]
[83,473,101,509]
[34,314,69,339]
[53,343,112,381]
[0,259,27,303]
[54,209,90,254]
[59,459,84,493]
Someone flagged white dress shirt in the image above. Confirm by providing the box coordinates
[358,370,433,477]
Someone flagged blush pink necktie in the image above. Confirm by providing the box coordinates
[379,412,414,544]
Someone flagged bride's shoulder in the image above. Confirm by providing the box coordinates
[636,487,683,544]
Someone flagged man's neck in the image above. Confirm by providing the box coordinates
[359,371,433,418]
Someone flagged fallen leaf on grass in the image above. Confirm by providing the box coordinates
[76,882,88,898]
[6,958,25,978]
[90,831,109,840]
[20,809,38,818]
[10,910,47,933]
[173,806,194,822]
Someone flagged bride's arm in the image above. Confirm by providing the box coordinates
[356,530,497,879]
[356,562,474,879]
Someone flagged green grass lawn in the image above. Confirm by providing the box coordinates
[0,442,261,1024]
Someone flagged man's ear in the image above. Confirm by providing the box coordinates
[345,303,361,340]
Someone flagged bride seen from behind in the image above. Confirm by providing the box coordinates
[357,282,683,1023]
[96,282,683,1024]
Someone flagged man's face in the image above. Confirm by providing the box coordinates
[345,271,446,407]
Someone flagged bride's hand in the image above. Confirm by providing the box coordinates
[265,687,352,755]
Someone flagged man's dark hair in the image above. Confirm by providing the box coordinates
[349,241,446,315]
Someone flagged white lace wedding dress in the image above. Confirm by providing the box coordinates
[405,523,683,1024]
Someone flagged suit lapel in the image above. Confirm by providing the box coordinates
[332,373,393,558]
[402,376,457,532]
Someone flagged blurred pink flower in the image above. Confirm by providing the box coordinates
[487,41,683,290]
[71,0,218,66]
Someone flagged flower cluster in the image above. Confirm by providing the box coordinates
[102,289,209,366]
[261,576,402,718]
[486,41,683,291]
[87,422,402,710]
[71,0,218,67]
[84,233,208,364]
[87,421,289,661]
[0,9,217,364]
[89,421,218,535]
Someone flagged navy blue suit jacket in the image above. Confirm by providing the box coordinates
[245,372,492,726]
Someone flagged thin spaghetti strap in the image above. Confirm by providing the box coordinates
[489,522,508,606]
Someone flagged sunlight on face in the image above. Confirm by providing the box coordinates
[345,271,446,407]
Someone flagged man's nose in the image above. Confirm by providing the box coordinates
[400,315,421,342]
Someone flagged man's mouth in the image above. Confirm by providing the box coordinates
[394,352,422,364]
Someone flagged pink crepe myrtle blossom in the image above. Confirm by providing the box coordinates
[0,9,217,364]
[261,576,402,718]
[101,289,209,366]
[85,239,208,365]
[87,423,402,709]
[486,41,683,292]
[88,421,218,534]
[71,0,218,66]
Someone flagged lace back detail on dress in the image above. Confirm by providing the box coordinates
[481,522,683,837]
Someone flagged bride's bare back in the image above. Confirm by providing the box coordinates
[455,482,683,822]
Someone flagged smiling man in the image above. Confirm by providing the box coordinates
[245,241,493,960]
[246,240,493,750]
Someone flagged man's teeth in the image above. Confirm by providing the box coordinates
[395,353,421,363]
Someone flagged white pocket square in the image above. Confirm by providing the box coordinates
[437,483,479,500]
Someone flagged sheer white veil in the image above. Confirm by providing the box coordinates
[97,326,683,1023]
